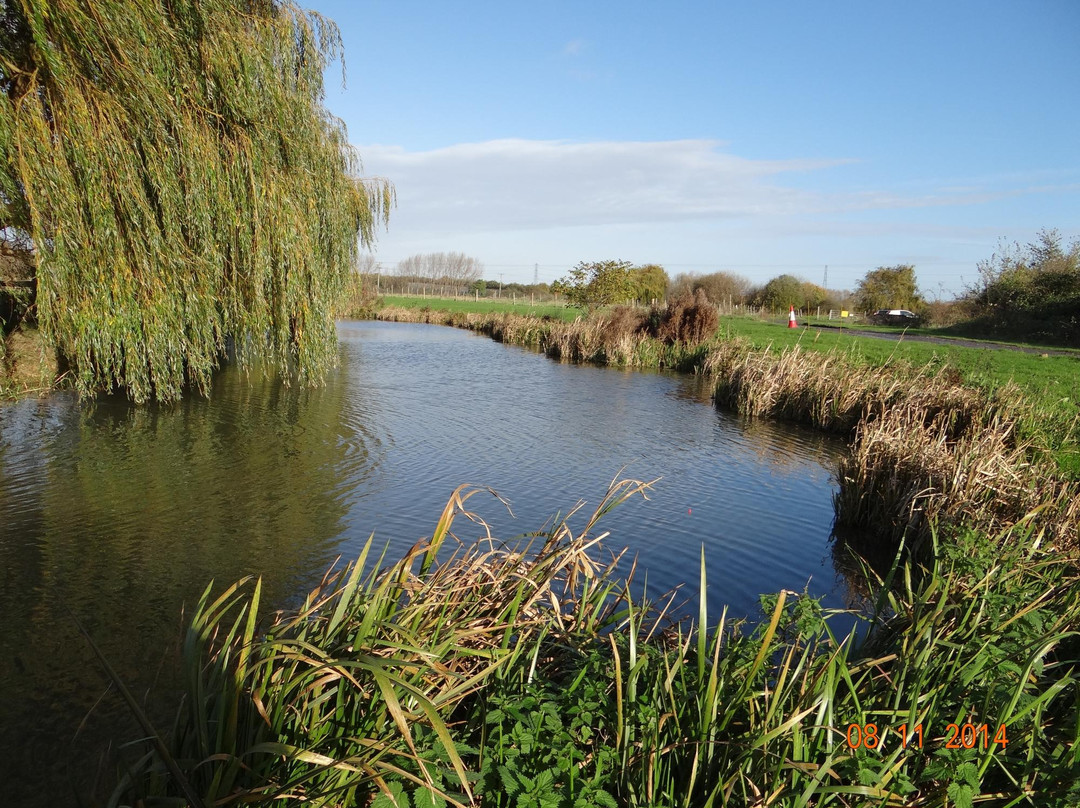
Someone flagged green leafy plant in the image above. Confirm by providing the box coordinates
[95,479,1080,807]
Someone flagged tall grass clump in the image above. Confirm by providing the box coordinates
[105,482,1080,807]
[654,288,720,345]
[104,481,656,806]
[836,402,1080,551]
[703,342,1079,552]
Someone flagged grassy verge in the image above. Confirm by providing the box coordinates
[377,294,579,322]
[800,318,1080,352]
[720,316,1080,402]
[105,482,1080,807]
[0,324,60,400]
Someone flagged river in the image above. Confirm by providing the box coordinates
[0,320,850,804]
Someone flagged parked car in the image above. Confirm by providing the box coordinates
[870,309,920,325]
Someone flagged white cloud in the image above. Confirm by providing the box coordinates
[357,139,854,234]
[356,139,1080,239]
[351,138,1077,292]
[561,39,586,56]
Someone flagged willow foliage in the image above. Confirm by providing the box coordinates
[0,0,392,401]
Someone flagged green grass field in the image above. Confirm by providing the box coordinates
[802,315,1080,351]
[379,294,579,322]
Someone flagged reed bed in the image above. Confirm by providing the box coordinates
[371,306,1079,553]
[704,342,1078,550]
[374,305,715,373]
[106,481,1080,807]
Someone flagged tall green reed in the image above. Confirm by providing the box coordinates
[103,481,1079,807]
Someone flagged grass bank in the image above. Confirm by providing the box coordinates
[105,482,1080,806]
[369,303,1079,553]
[718,315,1080,423]
[0,324,60,399]
[378,294,579,322]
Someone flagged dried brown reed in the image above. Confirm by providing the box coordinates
[599,305,649,345]
[373,306,710,370]
[654,288,719,344]
[705,342,1077,550]
[838,403,1080,548]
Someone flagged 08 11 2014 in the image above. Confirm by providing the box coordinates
[844,722,1008,750]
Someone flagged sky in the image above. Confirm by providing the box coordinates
[310,0,1080,295]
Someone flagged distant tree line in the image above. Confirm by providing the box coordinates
[366,232,1079,347]
[668,270,852,313]
[395,252,484,286]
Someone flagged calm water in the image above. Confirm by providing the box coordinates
[0,320,849,804]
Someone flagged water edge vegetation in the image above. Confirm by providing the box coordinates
[369,303,1079,553]
[104,481,1080,806]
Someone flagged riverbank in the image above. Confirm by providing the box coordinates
[371,296,1080,476]
[371,304,1078,555]
[0,325,59,399]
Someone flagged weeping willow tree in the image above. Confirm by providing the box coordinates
[0,0,392,402]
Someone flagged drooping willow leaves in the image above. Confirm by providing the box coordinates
[0,0,392,402]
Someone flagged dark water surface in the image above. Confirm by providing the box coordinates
[0,320,850,804]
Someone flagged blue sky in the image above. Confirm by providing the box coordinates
[311,0,1079,295]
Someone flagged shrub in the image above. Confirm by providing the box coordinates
[655,288,718,344]
[600,305,649,344]
[956,230,1080,346]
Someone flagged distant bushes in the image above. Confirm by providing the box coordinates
[955,230,1080,346]
[668,270,752,306]
[917,299,972,328]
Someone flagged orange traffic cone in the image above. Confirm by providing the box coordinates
[788,306,797,328]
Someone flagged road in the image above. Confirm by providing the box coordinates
[808,325,1079,357]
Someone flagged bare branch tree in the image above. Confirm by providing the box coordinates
[395,252,483,284]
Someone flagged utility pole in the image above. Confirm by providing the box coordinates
[823,265,828,289]
[499,272,504,298]
[534,263,538,285]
